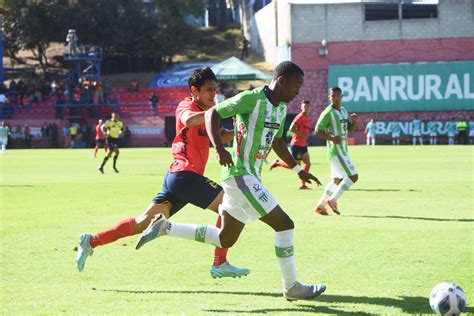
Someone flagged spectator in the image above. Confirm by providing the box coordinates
[389,121,401,145]
[63,123,71,148]
[447,118,456,145]
[128,79,140,94]
[241,36,249,60]
[412,115,423,145]
[123,126,132,147]
[94,81,104,103]
[149,92,158,116]
[23,124,32,148]
[70,123,79,148]
[41,122,50,148]
[50,123,59,148]
[0,93,10,119]
[428,118,438,145]
[66,29,78,56]
[469,116,474,145]
[364,119,376,146]
[457,118,468,145]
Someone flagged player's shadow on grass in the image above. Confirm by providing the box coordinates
[99,289,474,314]
[347,215,474,222]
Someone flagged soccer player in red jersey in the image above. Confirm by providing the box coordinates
[93,119,107,158]
[270,100,312,189]
[76,68,250,278]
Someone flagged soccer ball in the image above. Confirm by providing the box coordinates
[429,282,466,315]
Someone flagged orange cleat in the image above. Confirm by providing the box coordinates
[327,200,340,215]
[315,205,329,216]
[269,159,280,171]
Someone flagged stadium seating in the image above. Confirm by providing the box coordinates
[5,86,189,119]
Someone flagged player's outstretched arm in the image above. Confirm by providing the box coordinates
[271,137,321,186]
[205,108,233,167]
[180,110,205,127]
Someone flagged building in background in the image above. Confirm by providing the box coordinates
[250,0,474,143]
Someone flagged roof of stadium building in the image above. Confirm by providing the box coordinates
[286,0,438,4]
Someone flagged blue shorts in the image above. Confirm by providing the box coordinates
[152,171,222,216]
[290,145,308,161]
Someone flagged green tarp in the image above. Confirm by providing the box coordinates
[211,56,272,81]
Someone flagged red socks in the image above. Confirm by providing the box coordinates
[301,164,310,187]
[89,218,137,248]
[213,215,228,266]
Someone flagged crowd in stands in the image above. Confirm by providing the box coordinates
[0,76,114,119]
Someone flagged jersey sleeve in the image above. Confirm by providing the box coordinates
[316,111,330,132]
[215,90,256,119]
[175,101,193,123]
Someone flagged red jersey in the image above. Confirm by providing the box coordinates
[95,124,105,140]
[290,112,311,146]
[169,98,210,175]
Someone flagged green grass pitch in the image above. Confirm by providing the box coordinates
[1,145,473,314]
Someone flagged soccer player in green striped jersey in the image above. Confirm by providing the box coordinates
[137,61,327,301]
[313,87,360,215]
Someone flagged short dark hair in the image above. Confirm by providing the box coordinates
[302,100,310,104]
[328,87,342,94]
[188,67,217,92]
[273,61,304,79]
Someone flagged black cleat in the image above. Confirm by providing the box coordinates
[113,167,119,173]
[98,167,104,174]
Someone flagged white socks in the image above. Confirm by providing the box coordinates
[329,177,354,201]
[275,229,297,290]
[318,182,338,207]
[167,223,222,248]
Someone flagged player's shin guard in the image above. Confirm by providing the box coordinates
[167,222,222,247]
[275,229,297,290]
[213,215,228,266]
[329,177,354,201]
[318,182,337,207]
[89,217,137,248]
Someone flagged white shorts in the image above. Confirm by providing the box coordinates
[330,154,357,179]
[413,130,421,137]
[430,133,437,137]
[0,137,7,145]
[219,175,278,224]
[392,133,400,138]
[469,131,474,137]
[367,133,375,138]
[448,133,455,138]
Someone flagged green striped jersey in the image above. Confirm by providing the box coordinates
[215,86,286,181]
[0,126,9,138]
[315,105,349,159]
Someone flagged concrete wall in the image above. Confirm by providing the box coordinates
[291,0,474,43]
[250,0,292,65]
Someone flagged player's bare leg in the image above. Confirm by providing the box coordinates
[76,202,171,271]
